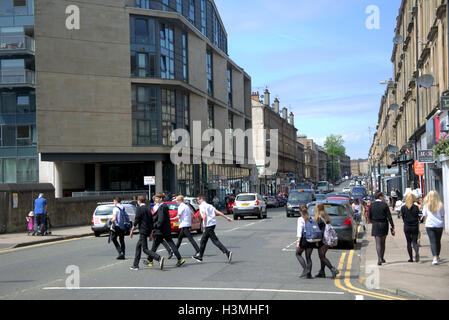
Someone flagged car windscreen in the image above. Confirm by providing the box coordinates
[316,195,326,200]
[308,204,347,216]
[288,192,312,202]
[166,204,179,211]
[236,195,256,201]
[318,182,328,187]
[94,205,114,216]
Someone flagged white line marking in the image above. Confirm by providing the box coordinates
[356,295,365,300]
[42,286,345,295]
[223,220,265,233]
[282,241,297,252]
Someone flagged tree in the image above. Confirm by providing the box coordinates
[324,135,346,181]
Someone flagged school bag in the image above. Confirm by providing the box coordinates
[323,221,338,247]
[303,218,323,243]
[117,206,131,233]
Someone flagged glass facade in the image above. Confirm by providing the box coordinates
[227,67,232,107]
[206,51,213,96]
[0,0,36,183]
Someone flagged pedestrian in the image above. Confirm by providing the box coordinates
[368,191,396,266]
[172,195,200,256]
[391,188,398,210]
[26,211,35,236]
[148,196,174,260]
[148,193,185,267]
[396,188,403,201]
[212,195,220,209]
[193,194,233,263]
[33,193,47,236]
[314,203,340,279]
[352,198,365,228]
[401,193,420,263]
[295,205,315,279]
[110,196,128,260]
[422,190,445,265]
[129,195,164,271]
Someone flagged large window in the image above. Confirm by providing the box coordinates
[161,88,176,146]
[176,0,182,13]
[182,92,190,132]
[206,51,213,95]
[208,104,214,129]
[200,0,206,35]
[136,0,150,9]
[227,67,232,107]
[182,33,188,81]
[188,0,195,24]
[132,85,159,145]
[160,23,174,80]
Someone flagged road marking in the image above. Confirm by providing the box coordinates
[0,236,95,254]
[356,295,364,300]
[223,220,265,233]
[282,241,297,252]
[42,286,345,295]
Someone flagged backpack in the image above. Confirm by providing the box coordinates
[303,218,323,243]
[117,206,131,233]
[323,222,338,247]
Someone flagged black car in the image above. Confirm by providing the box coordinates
[286,190,316,217]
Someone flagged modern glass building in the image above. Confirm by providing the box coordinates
[0,0,36,183]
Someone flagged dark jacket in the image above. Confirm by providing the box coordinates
[401,205,420,226]
[152,203,172,236]
[369,201,394,228]
[134,204,153,235]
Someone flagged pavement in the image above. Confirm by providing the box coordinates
[0,225,94,250]
[360,211,449,300]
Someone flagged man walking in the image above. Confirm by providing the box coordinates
[148,193,185,267]
[130,196,164,271]
[33,193,47,236]
[193,194,233,263]
[172,195,200,256]
[110,197,127,260]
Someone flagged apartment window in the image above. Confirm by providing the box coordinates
[161,88,176,146]
[212,10,218,46]
[188,0,195,24]
[206,51,213,95]
[183,93,190,132]
[160,24,174,80]
[161,0,169,11]
[135,19,148,37]
[17,125,30,146]
[227,67,232,107]
[228,113,233,130]
[137,52,148,77]
[176,0,182,13]
[132,85,159,145]
[208,104,214,129]
[182,33,188,81]
[4,158,16,183]
[200,0,206,35]
[136,0,150,9]
[14,0,27,15]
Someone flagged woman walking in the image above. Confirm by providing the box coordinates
[296,205,315,279]
[368,191,395,266]
[314,203,339,279]
[422,190,445,265]
[401,193,420,262]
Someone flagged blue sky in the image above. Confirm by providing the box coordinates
[215,0,402,160]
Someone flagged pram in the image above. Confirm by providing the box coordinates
[43,215,52,235]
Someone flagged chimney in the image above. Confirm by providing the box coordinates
[264,88,270,106]
[251,91,260,102]
[273,98,280,113]
[281,107,288,120]
[289,112,294,126]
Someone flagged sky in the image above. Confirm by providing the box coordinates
[214,0,402,160]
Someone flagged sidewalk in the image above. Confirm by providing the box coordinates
[361,212,449,300]
[0,225,94,251]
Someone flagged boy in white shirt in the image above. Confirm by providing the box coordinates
[193,194,233,263]
[171,195,200,255]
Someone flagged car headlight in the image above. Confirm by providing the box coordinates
[287,204,292,209]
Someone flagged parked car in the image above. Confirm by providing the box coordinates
[276,195,287,207]
[184,197,200,211]
[342,187,351,193]
[266,196,280,208]
[307,199,358,249]
[351,187,367,201]
[91,202,137,237]
[233,193,267,220]
[286,189,316,217]
[165,201,203,234]
[317,181,330,193]
[315,193,327,202]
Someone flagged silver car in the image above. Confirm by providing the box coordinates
[91,202,137,237]
[233,193,267,220]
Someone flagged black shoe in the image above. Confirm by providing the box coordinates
[306,273,313,279]
[378,261,382,266]
[315,271,326,278]
[176,258,186,267]
[129,266,139,271]
[226,251,232,262]
[331,268,340,279]
[167,252,174,260]
[382,259,386,263]
[415,254,420,263]
[192,255,203,262]
[408,259,413,263]
[117,254,125,260]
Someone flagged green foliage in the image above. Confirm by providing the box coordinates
[433,133,449,157]
[324,135,346,158]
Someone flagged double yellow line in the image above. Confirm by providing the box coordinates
[334,250,406,300]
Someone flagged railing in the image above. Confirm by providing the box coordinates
[72,190,149,198]
[0,69,35,85]
[0,35,34,53]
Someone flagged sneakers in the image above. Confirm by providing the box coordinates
[167,252,174,260]
[116,253,125,260]
[192,254,203,262]
[226,251,232,262]
[176,258,186,267]
[159,257,165,270]
[331,268,340,279]
[415,254,420,263]
[129,266,139,271]
[432,258,439,265]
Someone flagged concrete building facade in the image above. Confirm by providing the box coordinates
[21,0,254,199]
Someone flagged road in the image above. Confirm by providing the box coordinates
[0,182,407,300]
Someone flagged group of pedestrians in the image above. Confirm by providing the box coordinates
[295,204,340,279]
[110,193,233,271]
[369,189,445,266]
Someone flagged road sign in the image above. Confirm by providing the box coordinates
[414,161,425,176]
[418,149,434,163]
[144,176,155,186]
[441,90,449,110]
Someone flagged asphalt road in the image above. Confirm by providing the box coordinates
[0,182,407,300]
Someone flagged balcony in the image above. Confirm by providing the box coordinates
[0,35,34,55]
[0,69,35,86]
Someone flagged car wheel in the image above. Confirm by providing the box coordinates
[233,215,239,220]
[94,231,101,237]
[347,240,355,250]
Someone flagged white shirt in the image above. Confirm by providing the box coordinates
[152,203,160,214]
[200,202,216,227]
[297,217,305,238]
[423,205,445,228]
[178,202,192,228]
[113,204,124,227]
